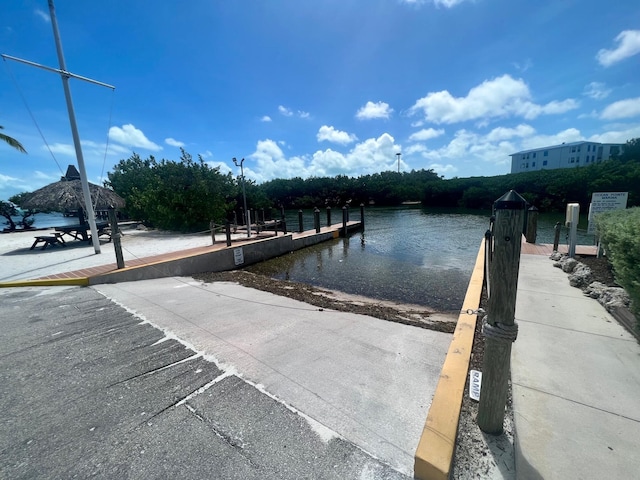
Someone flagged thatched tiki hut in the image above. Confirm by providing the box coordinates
[21,165,125,222]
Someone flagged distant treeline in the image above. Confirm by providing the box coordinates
[98,139,639,232]
[262,138,640,212]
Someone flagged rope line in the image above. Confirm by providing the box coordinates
[3,57,64,177]
[482,317,518,343]
[95,87,116,212]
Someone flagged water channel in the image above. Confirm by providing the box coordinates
[246,206,596,313]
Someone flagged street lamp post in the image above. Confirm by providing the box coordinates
[233,157,251,237]
[396,152,401,173]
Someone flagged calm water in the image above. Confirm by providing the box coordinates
[8,212,79,229]
[247,206,596,312]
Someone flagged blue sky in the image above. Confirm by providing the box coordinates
[1,0,640,201]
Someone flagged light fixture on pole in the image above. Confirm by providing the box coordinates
[396,152,401,173]
[233,157,251,238]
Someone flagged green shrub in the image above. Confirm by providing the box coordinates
[595,207,640,323]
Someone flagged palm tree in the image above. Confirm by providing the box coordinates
[0,125,27,153]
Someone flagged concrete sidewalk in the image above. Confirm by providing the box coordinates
[512,254,640,479]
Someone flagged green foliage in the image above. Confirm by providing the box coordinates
[0,200,18,231]
[0,125,26,153]
[1,194,37,231]
[261,169,441,208]
[595,207,640,321]
[107,150,237,232]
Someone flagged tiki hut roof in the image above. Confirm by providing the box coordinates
[21,165,125,212]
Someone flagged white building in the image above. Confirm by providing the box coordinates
[510,141,623,174]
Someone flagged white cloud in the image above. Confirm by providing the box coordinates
[583,82,611,100]
[46,143,76,156]
[512,59,533,73]
[485,124,535,142]
[408,128,445,142]
[108,124,162,151]
[205,161,233,175]
[596,30,640,67]
[200,150,213,159]
[309,133,400,176]
[356,101,393,120]
[429,163,458,176]
[260,115,272,122]
[165,137,185,147]
[401,0,469,7]
[409,74,578,124]
[34,9,50,22]
[248,133,401,181]
[278,105,293,117]
[588,124,640,144]
[317,125,358,145]
[405,144,428,155]
[600,97,640,120]
[277,106,309,119]
[519,128,583,150]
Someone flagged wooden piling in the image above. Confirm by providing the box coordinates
[525,206,538,243]
[314,208,320,233]
[477,190,525,434]
[108,207,125,269]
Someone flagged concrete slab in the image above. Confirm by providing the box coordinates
[96,277,451,475]
[512,254,640,480]
[0,286,407,479]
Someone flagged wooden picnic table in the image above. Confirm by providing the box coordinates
[30,232,66,250]
[54,221,111,242]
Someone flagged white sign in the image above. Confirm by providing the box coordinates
[233,247,245,266]
[469,369,482,401]
[587,192,628,234]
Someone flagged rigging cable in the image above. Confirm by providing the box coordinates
[94,86,116,212]
[2,56,64,178]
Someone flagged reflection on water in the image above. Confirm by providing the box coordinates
[247,207,491,312]
[248,206,595,312]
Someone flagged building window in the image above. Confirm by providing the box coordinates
[532,161,536,167]
[571,146,576,153]
[526,163,529,168]
[543,160,548,166]
[576,157,580,163]
[577,146,581,152]
[587,145,591,152]
[570,157,575,163]
[533,152,537,158]
[544,150,548,156]
[592,155,595,162]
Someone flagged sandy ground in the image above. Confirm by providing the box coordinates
[0,225,230,282]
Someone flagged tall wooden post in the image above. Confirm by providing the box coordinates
[326,206,332,227]
[225,221,232,247]
[477,190,526,434]
[553,222,561,251]
[298,210,304,233]
[107,207,125,269]
[314,208,320,233]
[360,203,365,231]
[210,220,216,244]
[525,206,538,243]
[342,206,348,237]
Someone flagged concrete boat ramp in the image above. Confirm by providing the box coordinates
[0,223,450,478]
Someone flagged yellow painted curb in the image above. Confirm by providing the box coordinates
[0,277,90,288]
[414,239,486,479]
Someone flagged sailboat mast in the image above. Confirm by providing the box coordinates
[48,0,101,254]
